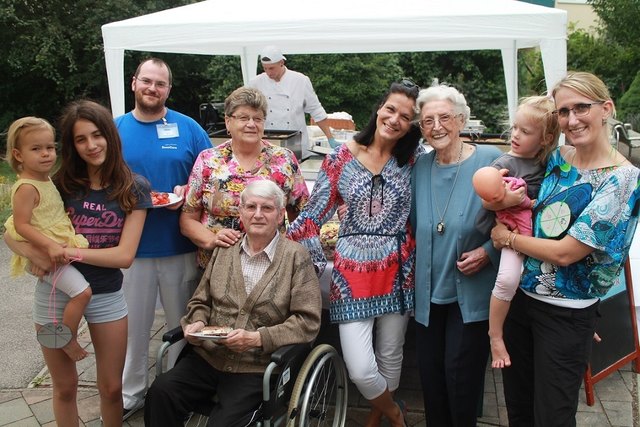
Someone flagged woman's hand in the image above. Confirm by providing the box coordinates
[215,228,242,248]
[491,221,511,250]
[166,184,186,211]
[457,246,490,276]
[4,233,53,274]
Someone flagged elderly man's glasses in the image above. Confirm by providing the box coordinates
[229,115,265,125]
[241,202,276,214]
[552,102,604,119]
[419,113,460,130]
[134,77,170,90]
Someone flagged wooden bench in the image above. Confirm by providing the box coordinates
[613,122,640,158]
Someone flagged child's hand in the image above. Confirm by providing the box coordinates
[63,247,83,262]
[46,244,67,265]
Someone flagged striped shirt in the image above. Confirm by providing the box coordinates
[240,233,280,294]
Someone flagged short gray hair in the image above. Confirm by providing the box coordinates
[240,180,286,209]
[224,86,268,118]
[416,80,471,125]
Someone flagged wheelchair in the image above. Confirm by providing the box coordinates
[155,326,349,426]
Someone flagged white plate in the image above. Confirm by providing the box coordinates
[151,192,183,208]
[188,331,228,341]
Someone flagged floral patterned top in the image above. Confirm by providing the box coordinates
[287,143,421,323]
[183,139,309,268]
[521,148,640,300]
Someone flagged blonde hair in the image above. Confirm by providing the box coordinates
[551,71,616,132]
[515,96,560,165]
[5,117,55,173]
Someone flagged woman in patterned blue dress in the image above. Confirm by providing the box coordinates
[287,80,422,427]
[491,72,640,427]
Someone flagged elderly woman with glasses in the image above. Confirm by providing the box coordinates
[490,72,640,426]
[410,81,503,426]
[288,80,423,427]
[180,86,308,270]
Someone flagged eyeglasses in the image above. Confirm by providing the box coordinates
[552,102,604,119]
[229,114,265,125]
[419,113,460,129]
[134,77,170,90]
[241,202,277,214]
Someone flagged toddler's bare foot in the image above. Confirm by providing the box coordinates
[63,339,88,361]
[490,337,511,369]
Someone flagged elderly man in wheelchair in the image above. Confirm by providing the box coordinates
[144,180,324,426]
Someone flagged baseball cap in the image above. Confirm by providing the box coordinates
[260,46,287,64]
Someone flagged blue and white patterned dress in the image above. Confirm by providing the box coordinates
[521,148,640,299]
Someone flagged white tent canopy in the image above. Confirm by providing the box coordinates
[102,0,567,119]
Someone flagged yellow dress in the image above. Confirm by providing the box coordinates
[4,178,89,277]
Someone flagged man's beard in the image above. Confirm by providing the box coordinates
[135,92,165,116]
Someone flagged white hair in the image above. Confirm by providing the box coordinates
[240,180,286,209]
[416,80,471,126]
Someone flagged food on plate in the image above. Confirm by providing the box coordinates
[319,220,339,261]
[320,221,339,246]
[200,326,233,336]
[151,191,171,206]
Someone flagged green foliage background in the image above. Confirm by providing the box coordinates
[0,0,638,140]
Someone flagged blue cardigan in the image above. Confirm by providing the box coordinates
[410,145,501,327]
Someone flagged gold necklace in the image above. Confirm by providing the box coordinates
[433,143,463,234]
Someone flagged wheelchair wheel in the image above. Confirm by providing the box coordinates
[286,344,348,426]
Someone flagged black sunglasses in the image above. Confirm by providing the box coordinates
[398,78,419,95]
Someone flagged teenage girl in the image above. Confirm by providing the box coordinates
[5,100,151,426]
[5,117,92,361]
[477,96,560,368]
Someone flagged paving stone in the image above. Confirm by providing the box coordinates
[601,400,634,426]
[76,392,100,424]
[0,391,22,405]
[27,399,54,426]
[0,397,33,425]
[20,390,51,406]
[3,417,42,426]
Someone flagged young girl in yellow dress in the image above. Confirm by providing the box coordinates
[5,117,91,361]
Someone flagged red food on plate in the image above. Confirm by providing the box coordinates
[151,191,170,206]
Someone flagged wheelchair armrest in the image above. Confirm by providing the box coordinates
[270,343,311,365]
[156,326,186,377]
[162,326,185,344]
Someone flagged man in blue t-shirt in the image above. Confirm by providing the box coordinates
[115,57,212,420]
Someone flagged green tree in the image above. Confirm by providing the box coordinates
[402,50,508,134]
[0,0,206,134]
[589,0,640,47]
[288,53,403,128]
[619,71,640,126]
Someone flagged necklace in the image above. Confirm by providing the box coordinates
[433,143,463,234]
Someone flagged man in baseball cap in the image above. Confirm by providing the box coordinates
[250,45,336,159]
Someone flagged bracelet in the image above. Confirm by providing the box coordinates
[511,233,521,255]
[504,232,514,249]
